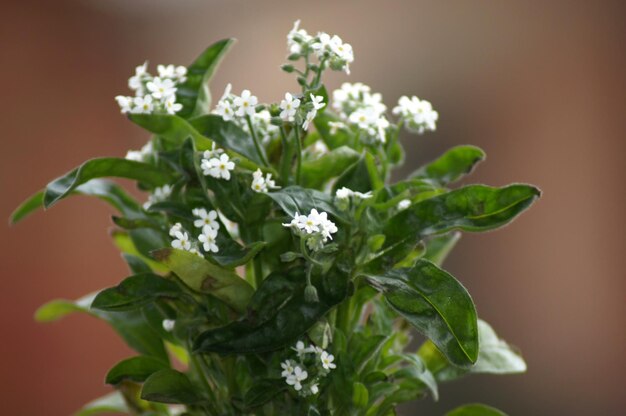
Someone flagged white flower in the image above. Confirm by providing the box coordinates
[354,191,373,199]
[189,247,204,258]
[393,95,438,134]
[171,231,191,251]
[287,20,312,54]
[203,143,224,160]
[157,64,187,82]
[317,211,338,241]
[202,153,235,180]
[328,121,346,135]
[162,319,175,332]
[115,96,133,114]
[251,169,268,193]
[312,32,333,55]
[214,99,234,121]
[310,384,319,395]
[310,94,325,110]
[146,77,177,100]
[279,93,301,122]
[169,223,183,237]
[397,199,411,210]
[233,89,258,117]
[264,172,278,189]
[302,109,317,130]
[132,95,154,114]
[302,209,322,234]
[320,351,336,370]
[293,341,308,357]
[336,187,353,200]
[126,140,153,162]
[128,62,148,94]
[286,366,308,391]
[164,96,183,114]
[281,360,296,378]
[144,184,172,209]
[193,208,220,231]
[198,228,219,253]
[282,209,337,248]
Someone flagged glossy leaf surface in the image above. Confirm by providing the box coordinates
[106,356,169,385]
[410,145,485,185]
[141,369,202,404]
[92,273,183,312]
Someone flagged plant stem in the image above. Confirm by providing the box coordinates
[279,126,292,184]
[246,115,270,167]
[252,226,264,288]
[294,125,302,185]
[336,298,351,336]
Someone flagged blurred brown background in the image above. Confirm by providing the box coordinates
[1,0,625,415]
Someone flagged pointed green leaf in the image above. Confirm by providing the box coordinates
[363,259,478,367]
[141,369,202,404]
[111,230,169,274]
[151,248,253,313]
[106,356,169,385]
[74,391,129,416]
[410,145,486,185]
[176,38,235,119]
[35,293,167,361]
[11,179,141,225]
[384,184,540,253]
[243,379,286,409]
[92,273,184,312]
[213,240,267,268]
[301,146,360,189]
[42,158,175,209]
[445,403,508,416]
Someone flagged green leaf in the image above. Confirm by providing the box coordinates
[267,186,347,223]
[35,293,168,361]
[106,356,169,385]
[129,113,212,149]
[190,114,268,167]
[301,146,360,189]
[11,179,141,225]
[314,111,353,149]
[333,152,378,194]
[111,230,169,274]
[193,268,349,354]
[92,273,184,312]
[410,145,486,185]
[141,369,202,404]
[383,184,540,252]
[43,158,175,209]
[151,248,253,314]
[213,240,267,268]
[74,391,129,416]
[399,354,439,401]
[349,333,388,373]
[445,403,508,416]
[362,259,478,367]
[243,379,286,409]
[352,382,369,408]
[419,319,526,382]
[176,38,235,119]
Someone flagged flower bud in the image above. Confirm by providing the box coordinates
[281,64,295,73]
[304,284,319,303]
[287,53,301,61]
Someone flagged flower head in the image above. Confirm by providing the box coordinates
[279,92,301,122]
[285,366,308,391]
[202,152,235,180]
[198,227,219,253]
[146,77,177,100]
[320,351,336,370]
[233,89,258,117]
[393,95,438,134]
[193,208,220,232]
[171,231,191,251]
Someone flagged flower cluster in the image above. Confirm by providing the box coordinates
[283,209,338,252]
[393,96,439,134]
[213,84,279,143]
[115,62,186,115]
[287,20,354,74]
[143,184,172,210]
[201,145,235,180]
[280,341,336,396]
[332,82,390,144]
[168,207,222,256]
[250,169,279,193]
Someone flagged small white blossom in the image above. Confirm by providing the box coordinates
[115,96,133,114]
[146,77,177,100]
[302,109,317,130]
[128,62,148,94]
[311,94,325,110]
[336,187,353,200]
[164,95,183,114]
[132,95,154,114]
[214,99,234,121]
[293,341,309,357]
[328,121,346,135]
[125,140,153,162]
[198,228,219,253]
[169,223,183,237]
[171,231,191,251]
[286,366,308,391]
[144,184,172,209]
[233,89,258,117]
[310,384,319,395]
[281,360,296,378]
[320,351,336,370]
[157,64,187,82]
[397,199,411,210]
[287,20,313,55]
[189,247,204,258]
[162,319,175,332]
[251,169,268,193]
[202,153,235,180]
[203,143,224,160]
[282,209,337,250]
[193,208,220,232]
[279,93,301,122]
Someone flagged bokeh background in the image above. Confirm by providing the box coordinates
[2,0,625,414]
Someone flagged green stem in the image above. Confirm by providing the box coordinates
[245,115,270,167]
[311,57,327,88]
[335,298,351,337]
[279,126,292,184]
[294,125,302,185]
[252,226,264,288]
